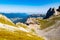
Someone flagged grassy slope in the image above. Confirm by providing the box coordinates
[50,15,60,20]
[0,25,45,40]
[0,14,45,40]
[36,13,60,30]
[37,16,60,30]
[16,23,28,28]
[36,18,55,30]
[0,14,15,26]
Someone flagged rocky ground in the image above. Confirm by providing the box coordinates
[33,21,60,40]
[44,21,60,40]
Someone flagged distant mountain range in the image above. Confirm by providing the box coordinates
[29,14,45,18]
[0,13,29,23]
[0,13,44,23]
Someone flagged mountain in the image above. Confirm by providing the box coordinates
[0,23,45,40]
[0,13,45,23]
[0,14,45,40]
[25,6,60,31]
[57,6,60,12]
[29,14,45,18]
[43,8,55,19]
[44,6,60,19]
[25,6,60,40]
[34,6,60,29]
[0,6,60,40]
[0,13,29,23]
[0,14,15,26]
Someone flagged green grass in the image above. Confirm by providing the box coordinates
[50,15,60,20]
[36,15,60,30]
[36,18,56,30]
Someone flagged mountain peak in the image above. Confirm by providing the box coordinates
[43,6,60,19]
[57,6,60,12]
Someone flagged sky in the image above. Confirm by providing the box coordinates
[0,0,60,14]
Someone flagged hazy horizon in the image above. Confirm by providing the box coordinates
[0,0,60,14]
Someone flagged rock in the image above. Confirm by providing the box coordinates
[57,6,60,12]
[43,8,55,19]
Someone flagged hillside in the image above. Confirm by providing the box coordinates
[0,14,45,40]
[36,6,60,30]
[0,14,15,26]
[36,18,56,29]
[36,16,60,30]
[0,23,45,40]
[0,6,60,40]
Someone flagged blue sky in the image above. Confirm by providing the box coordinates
[0,0,60,14]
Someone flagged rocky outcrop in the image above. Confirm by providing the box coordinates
[43,8,55,19]
[57,6,60,12]
[43,6,60,19]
